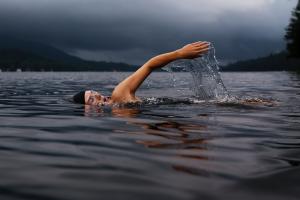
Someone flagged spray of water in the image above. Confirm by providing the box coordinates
[164,43,230,101]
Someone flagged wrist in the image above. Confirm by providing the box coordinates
[173,50,183,60]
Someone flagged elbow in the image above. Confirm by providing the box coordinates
[141,61,155,72]
[145,57,162,70]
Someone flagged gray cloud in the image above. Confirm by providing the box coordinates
[0,0,297,64]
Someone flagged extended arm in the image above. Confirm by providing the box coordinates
[111,41,210,102]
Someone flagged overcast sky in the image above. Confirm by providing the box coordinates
[0,0,297,64]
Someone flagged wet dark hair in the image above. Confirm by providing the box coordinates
[73,91,86,104]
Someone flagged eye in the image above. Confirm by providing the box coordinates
[88,96,95,104]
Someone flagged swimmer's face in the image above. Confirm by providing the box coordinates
[85,90,110,106]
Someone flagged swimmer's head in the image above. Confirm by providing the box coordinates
[73,91,85,104]
[73,90,110,106]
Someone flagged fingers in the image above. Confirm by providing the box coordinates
[192,47,210,58]
[194,44,210,50]
[192,41,206,45]
[197,47,210,55]
[193,43,210,52]
[201,47,210,52]
[192,41,210,47]
[194,45,210,54]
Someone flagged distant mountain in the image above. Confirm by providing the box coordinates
[0,36,83,63]
[0,36,138,71]
[222,52,299,71]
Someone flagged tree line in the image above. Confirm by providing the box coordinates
[285,0,300,58]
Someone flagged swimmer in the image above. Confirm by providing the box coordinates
[73,41,210,106]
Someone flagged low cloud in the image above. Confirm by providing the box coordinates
[0,0,297,64]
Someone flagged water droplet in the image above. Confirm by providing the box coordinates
[163,43,230,100]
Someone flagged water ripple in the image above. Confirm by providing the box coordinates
[0,72,299,200]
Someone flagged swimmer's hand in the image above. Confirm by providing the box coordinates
[176,41,210,59]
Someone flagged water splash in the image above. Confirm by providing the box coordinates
[164,43,230,100]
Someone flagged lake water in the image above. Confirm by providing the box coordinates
[0,71,299,200]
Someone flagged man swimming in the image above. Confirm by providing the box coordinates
[73,41,210,106]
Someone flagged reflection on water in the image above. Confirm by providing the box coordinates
[131,119,210,176]
[0,72,299,200]
[132,121,207,148]
[88,105,212,178]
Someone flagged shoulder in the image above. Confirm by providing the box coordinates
[110,87,135,103]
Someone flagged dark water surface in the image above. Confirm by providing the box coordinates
[0,72,299,200]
